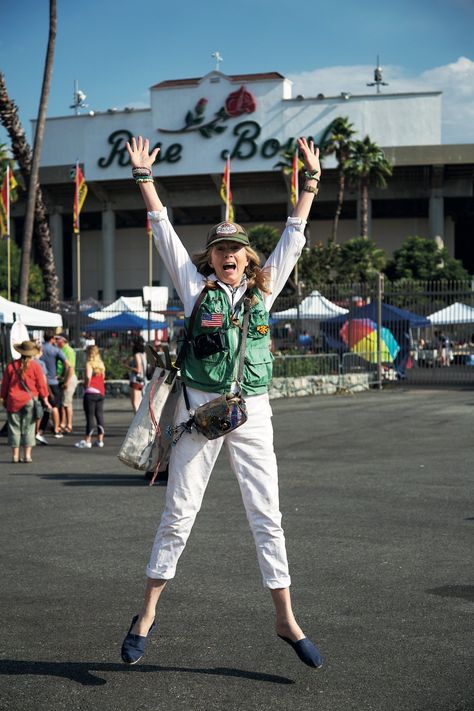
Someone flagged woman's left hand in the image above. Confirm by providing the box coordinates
[297,137,321,178]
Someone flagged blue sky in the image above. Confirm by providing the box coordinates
[1,0,474,147]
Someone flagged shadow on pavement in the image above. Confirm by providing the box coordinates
[426,584,474,601]
[0,659,295,687]
[37,473,149,487]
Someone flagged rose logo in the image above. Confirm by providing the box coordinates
[159,86,257,138]
[224,86,257,118]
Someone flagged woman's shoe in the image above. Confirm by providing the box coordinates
[278,634,324,669]
[121,615,156,665]
[12,456,19,463]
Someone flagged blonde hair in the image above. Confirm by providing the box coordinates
[86,345,105,375]
[20,355,33,375]
[192,245,271,294]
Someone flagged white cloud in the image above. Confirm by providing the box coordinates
[288,57,474,144]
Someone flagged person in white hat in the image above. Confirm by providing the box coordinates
[1,341,52,463]
[120,135,324,670]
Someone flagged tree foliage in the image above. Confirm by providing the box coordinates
[384,235,470,280]
[247,224,280,259]
[0,237,45,301]
[299,242,341,287]
[337,237,387,282]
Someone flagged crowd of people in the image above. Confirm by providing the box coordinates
[0,329,131,462]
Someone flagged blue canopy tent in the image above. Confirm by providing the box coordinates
[87,312,167,331]
[320,303,431,376]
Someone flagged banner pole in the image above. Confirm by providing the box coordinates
[76,230,81,302]
[7,234,11,301]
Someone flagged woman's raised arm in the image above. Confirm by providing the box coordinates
[292,137,321,222]
[125,136,164,213]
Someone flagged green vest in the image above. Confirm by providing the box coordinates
[182,288,273,395]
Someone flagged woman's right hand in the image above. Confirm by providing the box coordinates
[125,135,160,169]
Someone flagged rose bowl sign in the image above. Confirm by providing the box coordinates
[97,78,313,172]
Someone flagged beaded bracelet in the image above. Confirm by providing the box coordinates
[303,169,321,181]
[302,183,319,194]
[134,176,154,184]
[132,167,152,177]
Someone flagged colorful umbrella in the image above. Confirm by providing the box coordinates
[339,318,400,363]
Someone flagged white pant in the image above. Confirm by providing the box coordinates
[146,388,291,589]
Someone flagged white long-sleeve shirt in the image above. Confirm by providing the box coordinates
[148,208,306,315]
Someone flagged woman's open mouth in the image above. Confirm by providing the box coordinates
[223,263,236,271]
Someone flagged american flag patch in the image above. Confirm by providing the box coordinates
[201,313,223,327]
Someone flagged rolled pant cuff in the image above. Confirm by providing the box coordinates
[146,566,175,580]
[263,576,292,589]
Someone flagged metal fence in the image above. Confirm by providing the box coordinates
[270,279,474,386]
[15,279,474,387]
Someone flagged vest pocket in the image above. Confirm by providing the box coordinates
[244,348,274,385]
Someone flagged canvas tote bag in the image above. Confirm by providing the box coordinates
[118,345,180,476]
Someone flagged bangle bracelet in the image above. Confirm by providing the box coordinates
[303,169,320,181]
[302,184,319,194]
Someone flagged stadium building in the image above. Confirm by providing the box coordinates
[11,70,474,300]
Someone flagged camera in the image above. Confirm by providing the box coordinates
[193,331,226,359]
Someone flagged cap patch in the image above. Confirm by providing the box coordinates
[216,222,238,236]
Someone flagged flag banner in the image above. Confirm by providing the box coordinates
[73,163,88,234]
[290,149,299,207]
[0,167,17,237]
[219,156,234,222]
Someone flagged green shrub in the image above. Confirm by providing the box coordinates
[273,355,339,377]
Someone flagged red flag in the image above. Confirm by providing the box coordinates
[219,156,234,222]
[73,163,88,234]
[0,167,16,236]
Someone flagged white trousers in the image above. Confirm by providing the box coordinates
[146,388,291,589]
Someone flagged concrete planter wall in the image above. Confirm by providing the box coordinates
[76,374,370,400]
[268,373,370,399]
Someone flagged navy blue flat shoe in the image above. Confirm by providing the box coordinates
[278,634,324,669]
[121,614,156,665]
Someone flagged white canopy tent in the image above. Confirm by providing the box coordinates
[88,293,168,322]
[272,290,349,320]
[87,296,168,321]
[0,295,62,327]
[427,302,474,325]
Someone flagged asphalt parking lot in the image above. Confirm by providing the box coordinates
[0,387,472,711]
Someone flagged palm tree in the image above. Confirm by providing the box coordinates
[320,117,356,244]
[0,74,59,310]
[19,0,57,305]
[0,142,13,173]
[0,7,59,310]
[344,136,392,238]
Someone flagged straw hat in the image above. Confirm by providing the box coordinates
[13,340,41,357]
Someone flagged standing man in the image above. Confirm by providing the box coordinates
[38,329,70,441]
[56,333,78,433]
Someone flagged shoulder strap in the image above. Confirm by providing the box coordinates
[236,295,251,387]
